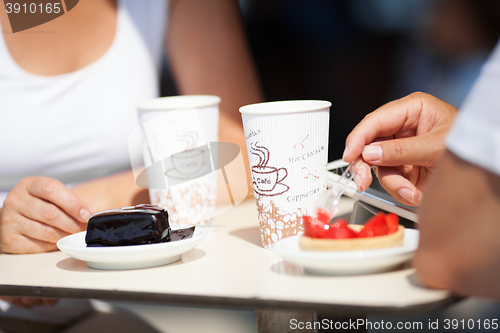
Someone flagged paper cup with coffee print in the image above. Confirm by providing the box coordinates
[137,95,220,226]
[240,100,330,248]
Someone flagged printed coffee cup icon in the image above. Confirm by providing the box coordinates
[252,166,287,192]
[171,147,208,176]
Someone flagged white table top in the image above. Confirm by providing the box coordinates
[0,197,455,313]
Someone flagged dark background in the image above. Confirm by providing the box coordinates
[162,0,500,162]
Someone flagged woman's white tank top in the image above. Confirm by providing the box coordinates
[0,0,167,204]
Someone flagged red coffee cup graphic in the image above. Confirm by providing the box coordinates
[252,166,287,192]
[249,142,289,196]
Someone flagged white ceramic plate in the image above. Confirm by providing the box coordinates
[273,229,419,275]
[57,225,207,270]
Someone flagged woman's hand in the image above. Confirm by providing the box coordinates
[0,296,59,309]
[343,92,457,206]
[0,176,96,254]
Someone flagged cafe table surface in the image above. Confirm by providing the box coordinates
[0,197,456,315]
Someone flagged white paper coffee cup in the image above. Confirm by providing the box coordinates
[240,100,330,248]
[136,95,220,226]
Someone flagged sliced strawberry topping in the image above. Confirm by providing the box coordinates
[303,215,327,238]
[316,208,333,224]
[303,211,400,239]
[385,213,399,234]
[357,212,387,238]
[323,219,358,239]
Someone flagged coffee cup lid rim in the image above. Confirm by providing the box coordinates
[239,100,331,115]
[137,95,221,111]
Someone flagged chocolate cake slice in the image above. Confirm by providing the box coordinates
[85,204,171,247]
[170,226,195,242]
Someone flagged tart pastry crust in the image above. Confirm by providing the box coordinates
[300,225,405,251]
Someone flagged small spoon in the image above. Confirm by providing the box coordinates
[316,163,356,219]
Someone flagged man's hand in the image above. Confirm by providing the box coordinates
[343,92,457,205]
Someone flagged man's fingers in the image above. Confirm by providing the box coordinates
[377,166,423,206]
[24,177,93,223]
[362,134,443,168]
[343,92,456,164]
[350,158,373,192]
[343,92,430,163]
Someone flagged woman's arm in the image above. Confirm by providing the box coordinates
[70,170,149,212]
[166,0,264,194]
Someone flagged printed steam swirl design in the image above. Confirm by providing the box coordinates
[250,142,289,196]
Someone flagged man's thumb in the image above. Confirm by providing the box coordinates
[362,136,436,167]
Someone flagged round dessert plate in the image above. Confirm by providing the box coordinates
[273,229,419,275]
[57,225,207,270]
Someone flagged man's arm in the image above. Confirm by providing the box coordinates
[414,150,500,298]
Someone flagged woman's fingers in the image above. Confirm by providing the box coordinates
[13,195,87,235]
[18,217,72,244]
[0,220,62,253]
[0,297,31,309]
[0,296,59,309]
[24,177,93,223]
[0,209,69,253]
[0,176,94,254]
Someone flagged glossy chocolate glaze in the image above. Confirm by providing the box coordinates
[86,204,171,247]
[92,204,166,217]
[169,226,195,242]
